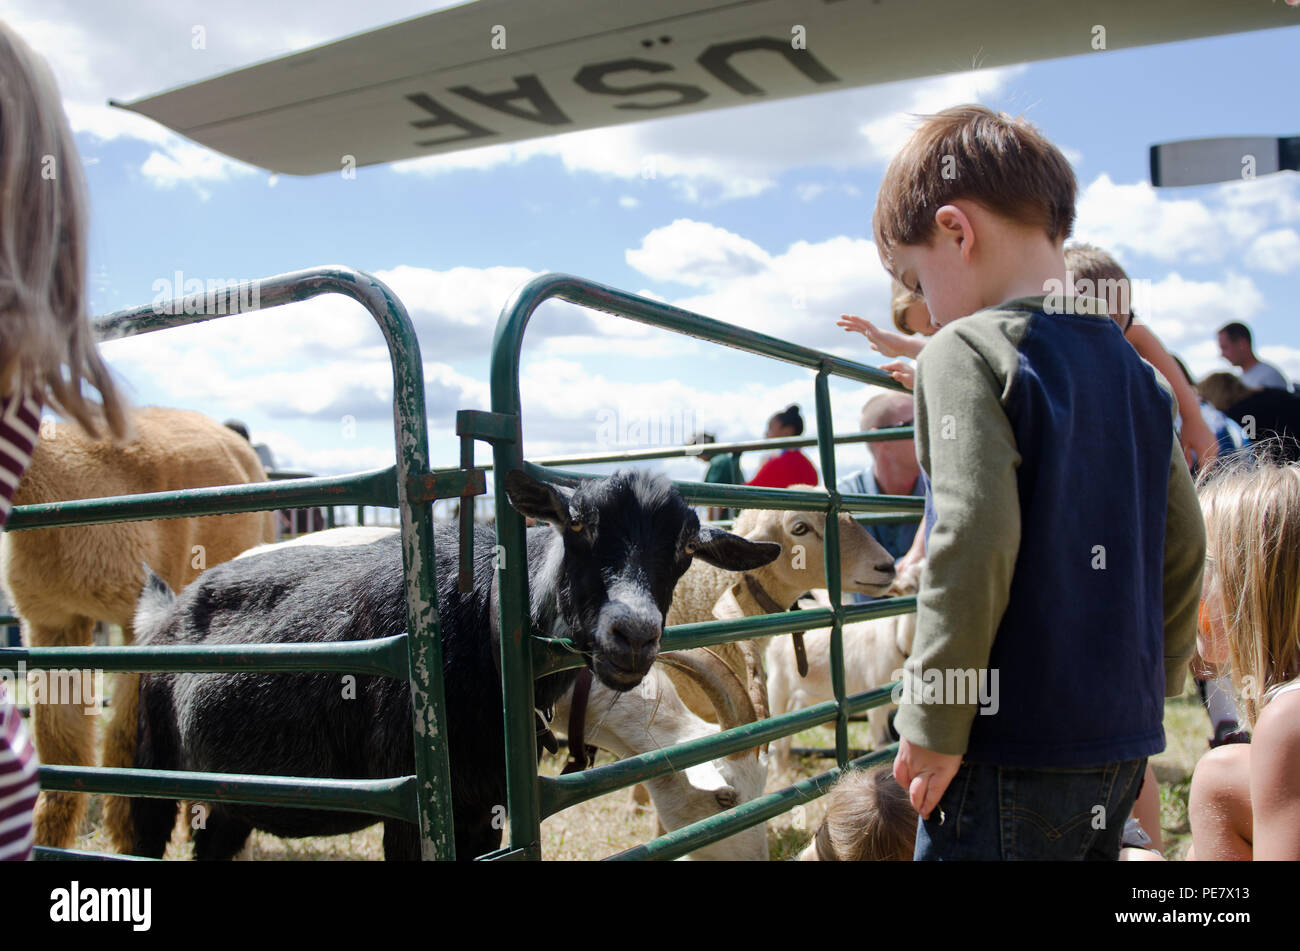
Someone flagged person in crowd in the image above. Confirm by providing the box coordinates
[799,766,917,861]
[746,404,819,488]
[1187,456,1300,860]
[839,392,924,602]
[1199,372,1300,464]
[1217,322,1292,392]
[871,104,1203,860]
[838,280,936,391]
[1064,243,1218,471]
[0,20,130,860]
[689,431,744,521]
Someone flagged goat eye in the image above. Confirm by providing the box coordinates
[684,541,697,555]
[569,522,583,533]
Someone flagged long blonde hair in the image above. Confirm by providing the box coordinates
[1198,449,1300,727]
[0,21,128,439]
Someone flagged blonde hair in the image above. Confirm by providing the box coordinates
[1197,372,1255,414]
[810,766,916,861]
[873,105,1076,277]
[1198,452,1300,727]
[0,22,128,439]
[890,280,924,335]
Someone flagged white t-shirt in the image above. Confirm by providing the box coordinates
[1240,360,1292,392]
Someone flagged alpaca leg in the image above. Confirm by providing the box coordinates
[102,672,140,852]
[29,617,96,848]
[102,615,139,851]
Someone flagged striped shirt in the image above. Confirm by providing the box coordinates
[0,386,42,861]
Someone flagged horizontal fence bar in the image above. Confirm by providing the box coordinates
[538,683,897,818]
[532,598,918,678]
[39,765,416,822]
[5,468,399,531]
[531,427,913,468]
[607,746,898,861]
[0,635,411,679]
[522,460,923,511]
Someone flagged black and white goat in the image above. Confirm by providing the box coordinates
[123,469,779,860]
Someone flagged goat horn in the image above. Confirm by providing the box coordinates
[655,648,759,761]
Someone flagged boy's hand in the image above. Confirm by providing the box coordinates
[838,314,915,359]
[880,360,915,391]
[893,736,963,820]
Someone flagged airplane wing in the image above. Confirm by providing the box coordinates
[112,0,1294,175]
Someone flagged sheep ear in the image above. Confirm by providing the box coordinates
[712,583,746,621]
[691,527,780,571]
[503,470,574,529]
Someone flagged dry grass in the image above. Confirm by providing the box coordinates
[53,668,1214,861]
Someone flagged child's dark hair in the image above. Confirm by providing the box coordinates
[772,404,803,436]
[810,766,917,861]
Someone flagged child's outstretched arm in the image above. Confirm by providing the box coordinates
[893,320,1021,780]
[838,314,926,359]
[1127,322,1218,470]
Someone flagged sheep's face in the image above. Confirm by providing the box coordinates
[506,469,780,692]
[747,509,896,596]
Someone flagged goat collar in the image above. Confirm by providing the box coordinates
[730,574,809,679]
[561,669,599,774]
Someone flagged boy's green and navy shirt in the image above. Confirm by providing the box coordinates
[895,295,1205,768]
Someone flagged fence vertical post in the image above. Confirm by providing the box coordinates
[814,365,849,768]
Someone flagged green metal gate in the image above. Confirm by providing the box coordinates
[471,273,921,860]
[0,267,920,861]
[0,266,465,860]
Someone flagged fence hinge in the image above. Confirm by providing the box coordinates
[453,410,519,593]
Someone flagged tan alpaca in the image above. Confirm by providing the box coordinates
[1,407,275,850]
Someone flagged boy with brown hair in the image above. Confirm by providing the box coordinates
[874,105,1205,860]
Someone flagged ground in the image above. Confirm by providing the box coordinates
[54,671,1212,861]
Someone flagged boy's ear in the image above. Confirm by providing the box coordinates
[935,203,976,260]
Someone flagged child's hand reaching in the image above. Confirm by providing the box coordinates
[838,314,925,359]
[893,736,963,821]
[880,360,915,391]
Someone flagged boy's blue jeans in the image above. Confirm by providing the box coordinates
[913,757,1147,860]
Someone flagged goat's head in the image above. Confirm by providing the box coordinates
[505,469,780,691]
[730,496,896,597]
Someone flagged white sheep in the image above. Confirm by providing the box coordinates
[663,496,897,725]
[550,648,767,860]
[766,559,923,771]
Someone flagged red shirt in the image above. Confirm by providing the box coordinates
[747,449,819,488]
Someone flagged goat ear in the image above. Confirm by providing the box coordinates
[690,527,781,571]
[503,470,573,528]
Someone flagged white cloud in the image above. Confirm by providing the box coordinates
[626,219,772,288]
[1134,272,1265,350]
[618,195,640,209]
[857,66,1028,161]
[1247,229,1300,274]
[1075,172,1300,266]
[1075,175,1225,264]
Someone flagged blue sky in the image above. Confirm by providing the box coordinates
[10,1,1300,495]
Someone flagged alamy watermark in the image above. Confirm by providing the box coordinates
[151,271,261,316]
[891,665,1000,715]
[595,407,697,449]
[0,664,105,715]
[1041,272,1155,322]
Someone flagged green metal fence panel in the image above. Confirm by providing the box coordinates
[481,272,920,859]
[1,266,459,860]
